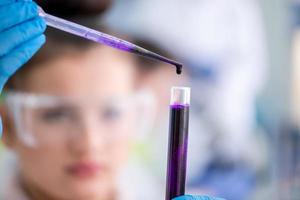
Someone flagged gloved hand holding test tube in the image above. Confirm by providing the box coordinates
[166,88,226,200]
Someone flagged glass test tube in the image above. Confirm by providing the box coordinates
[166,87,190,200]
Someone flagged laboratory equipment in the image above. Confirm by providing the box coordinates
[37,7,182,74]
[166,87,190,200]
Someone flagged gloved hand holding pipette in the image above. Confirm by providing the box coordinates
[0,0,181,95]
[0,0,46,92]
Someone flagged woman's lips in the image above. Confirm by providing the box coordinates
[66,161,103,178]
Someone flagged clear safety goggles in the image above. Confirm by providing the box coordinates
[4,91,156,148]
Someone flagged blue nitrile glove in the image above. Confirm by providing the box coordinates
[0,0,46,92]
[173,195,226,200]
[0,0,46,134]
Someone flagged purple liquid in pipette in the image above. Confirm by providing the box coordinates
[166,103,189,200]
[38,7,183,75]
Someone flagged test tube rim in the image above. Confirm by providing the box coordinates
[170,86,191,106]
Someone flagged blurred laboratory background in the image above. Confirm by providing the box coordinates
[103,0,292,199]
[1,0,299,200]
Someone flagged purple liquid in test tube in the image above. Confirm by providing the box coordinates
[166,87,190,200]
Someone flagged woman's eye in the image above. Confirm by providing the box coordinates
[102,106,123,121]
[39,108,73,122]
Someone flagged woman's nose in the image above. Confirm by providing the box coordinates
[68,116,107,156]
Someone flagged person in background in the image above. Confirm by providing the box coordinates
[0,0,224,200]
[105,0,268,199]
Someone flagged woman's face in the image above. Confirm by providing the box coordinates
[5,46,137,200]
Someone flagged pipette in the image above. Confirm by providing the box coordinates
[37,7,182,74]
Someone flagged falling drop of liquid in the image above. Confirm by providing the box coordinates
[176,64,182,75]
